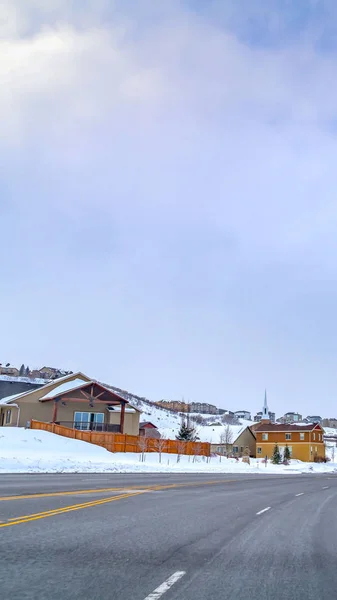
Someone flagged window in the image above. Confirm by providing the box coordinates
[262,433,268,441]
[73,412,104,430]
[5,409,11,424]
[285,433,291,440]
[233,446,239,453]
[315,446,317,452]
[313,433,316,440]
[240,446,244,452]
[300,433,305,441]
[257,447,262,454]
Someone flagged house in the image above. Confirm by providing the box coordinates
[0,372,141,435]
[254,410,276,423]
[139,421,161,439]
[322,418,337,428]
[234,410,251,421]
[232,426,256,457]
[0,365,19,376]
[305,415,322,424]
[278,412,303,424]
[255,422,325,462]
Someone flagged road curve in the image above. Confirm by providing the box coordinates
[0,473,336,600]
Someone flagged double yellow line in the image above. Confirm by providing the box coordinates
[0,479,235,529]
[0,490,146,529]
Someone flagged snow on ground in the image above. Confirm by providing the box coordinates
[1,427,337,474]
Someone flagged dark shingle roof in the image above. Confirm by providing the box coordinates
[255,423,322,432]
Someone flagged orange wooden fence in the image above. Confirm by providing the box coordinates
[30,420,210,456]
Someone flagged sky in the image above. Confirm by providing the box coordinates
[2,0,337,417]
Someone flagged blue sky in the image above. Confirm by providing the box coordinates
[2,0,337,416]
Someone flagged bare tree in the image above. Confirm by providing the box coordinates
[138,436,148,462]
[155,436,167,463]
[176,440,186,463]
[192,442,201,463]
[220,424,233,456]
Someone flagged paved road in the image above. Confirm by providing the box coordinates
[1,473,336,599]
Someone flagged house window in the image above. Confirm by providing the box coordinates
[74,412,104,430]
[5,409,11,425]
[262,433,268,441]
[240,446,244,452]
[300,433,305,441]
[313,433,316,440]
[233,446,239,453]
[315,447,317,452]
[257,447,262,454]
[285,433,291,440]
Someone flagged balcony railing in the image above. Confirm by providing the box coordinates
[55,421,121,433]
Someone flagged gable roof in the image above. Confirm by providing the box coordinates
[232,425,256,444]
[0,372,91,405]
[139,421,158,428]
[255,422,323,433]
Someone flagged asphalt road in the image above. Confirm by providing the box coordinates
[1,472,337,600]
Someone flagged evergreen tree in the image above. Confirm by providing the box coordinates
[25,366,30,376]
[176,422,196,441]
[19,364,25,376]
[271,443,282,464]
[283,445,291,464]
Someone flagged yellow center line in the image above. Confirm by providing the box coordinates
[0,486,147,502]
[0,479,238,529]
[0,492,146,528]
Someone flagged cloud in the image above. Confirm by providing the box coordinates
[1,0,337,413]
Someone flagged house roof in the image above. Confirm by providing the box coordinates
[139,421,158,428]
[39,380,130,406]
[40,378,94,400]
[232,426,256,443]
[0,372,91,405]
[255,422,323,432]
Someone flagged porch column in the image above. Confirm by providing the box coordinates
[52,399,59,423]
[120,401,125,434]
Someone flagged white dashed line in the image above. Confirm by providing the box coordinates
[144,571,186,599]
[295,493,304,497]
[256,507,271,515]
[322,486,329,489]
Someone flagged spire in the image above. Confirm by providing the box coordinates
[262,389,269,419]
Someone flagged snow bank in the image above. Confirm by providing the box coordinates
[1,428,337,474]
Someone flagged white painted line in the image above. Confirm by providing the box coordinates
[322,486,329,489]
[144,571,186,600]
[295,493,304,497]
[256,507,271,516]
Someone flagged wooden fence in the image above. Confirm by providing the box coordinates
[30,420,210,456]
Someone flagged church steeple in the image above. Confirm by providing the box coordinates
[261,389,269,422]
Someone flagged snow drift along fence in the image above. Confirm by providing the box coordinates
[30,420,210,456]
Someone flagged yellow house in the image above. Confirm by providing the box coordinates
[255,422,325,462]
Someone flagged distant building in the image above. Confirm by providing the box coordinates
[139,422,160,439]
[305,415,322,424]
[234,410,251,421]
[190,402,217,415]
[322,418,337,428]
[279,412,303,424]
[156,400,218,414]
[0,366,19,376]
[254,411,276,423]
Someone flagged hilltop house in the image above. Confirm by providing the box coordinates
[0,372,141,435]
